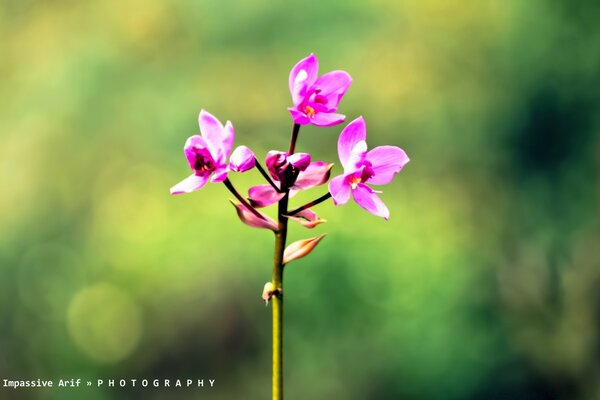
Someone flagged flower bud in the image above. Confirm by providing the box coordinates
[229,200,278,231]
[262,282,276,305]
[285,208,326,229]
[265,151,311,188]
[229,145,256,172]
[283,234,326,265]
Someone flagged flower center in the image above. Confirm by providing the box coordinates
[305,105,315,118]
[349,175,361,189]
[194,152,216,174]
[349,163,374,189]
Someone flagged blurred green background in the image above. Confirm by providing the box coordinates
[1,0,599,399]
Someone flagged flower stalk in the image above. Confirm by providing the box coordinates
[272,190,288,400]
[169,53,409,400]
[287,192,332,216]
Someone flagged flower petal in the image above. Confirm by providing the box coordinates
[285,208,326,229]
[283,234,326,265]
[294,162,333,189]
[229,200,278,231]
[288,152,311,170]
[170,174,209,195]
[365,146,410,185]
[210,166,229,183]
[222,121,235,160]
[352,183,390,220]
[337,117,367,166]
[311,112,346,127]
[288,107,311,125]
[230,145,256,173]
[328,174,351,205]
[344,140,368,174]
[198,110,230,162]
[314,70,352,110]
[248,184,285,208]
[289,53,318,105]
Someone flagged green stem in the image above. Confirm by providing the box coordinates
[287,192,332,216]
[223,178,265,220]
[256,159,283,193]
[288,123,300,154]
[272,192,288,400]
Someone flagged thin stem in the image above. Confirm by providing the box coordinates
[287,192,332,216]
[223,178,265,220]
[288,123,300,154]
[272,192,288,400]
[256,159,283,193]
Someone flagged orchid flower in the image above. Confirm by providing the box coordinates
[248,151,332,208]
[170,110,234,194]
[328,117,410,219]
[288,53,352,127]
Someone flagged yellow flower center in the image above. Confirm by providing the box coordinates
[305,105,315,118]
[349,175,361,189]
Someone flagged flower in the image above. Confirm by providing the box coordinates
[170,110,234,195]
[288,53,352,127]
[328,117,409,219]
[230,145,256,173]
[248,151,332,208]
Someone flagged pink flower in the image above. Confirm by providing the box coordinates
[170,110,234,195]
[288,53,352,127]
[328,117,409,220]
[248,151,332,208]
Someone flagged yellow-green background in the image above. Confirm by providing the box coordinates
[1,1,599,399]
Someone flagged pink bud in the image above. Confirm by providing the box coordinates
[287,152,311,171]
[229,145,256,173]
[283,234,326,265]
[229,200,279,231]
[285,208,326,229]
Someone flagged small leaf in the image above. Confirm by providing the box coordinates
[283,234,326,265]
[229,200,278,231]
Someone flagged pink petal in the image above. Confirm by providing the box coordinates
[248,184,285,208]
[230,201,278,231]
[170,174,209,195]
[294,162,333,189]
[210,166,229,183]
[337,117,367,166]
[288,152,311,170]
[352,183,390,220]
[285,208,326,229]
[365,146,410,185]
[289,53,318,105]
[222,121,235,160]
[344,140,368,174]
[229,145,256,173]
[288,107,311,125]
[198,110,231,163]
[328,174,351,205]
[311,112,346,127]
[314,70,352,110]
[183,135,208,170]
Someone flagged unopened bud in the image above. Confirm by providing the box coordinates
[283,234,326,265]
